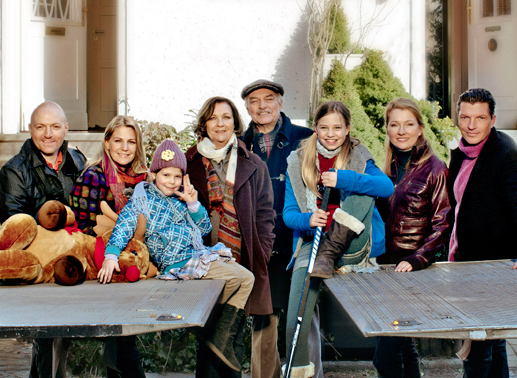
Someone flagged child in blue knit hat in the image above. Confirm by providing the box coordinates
[98,139,253,372]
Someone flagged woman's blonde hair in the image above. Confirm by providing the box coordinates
[383,98,432,176]
[88,115,148,174]
[299,101,359,198]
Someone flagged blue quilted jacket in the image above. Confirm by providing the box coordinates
[106,182,211,271]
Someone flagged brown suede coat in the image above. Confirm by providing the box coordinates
[186,140,276,316]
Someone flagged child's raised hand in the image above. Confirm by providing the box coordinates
[174,174,198,203]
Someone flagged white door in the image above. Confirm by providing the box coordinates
[23,0,87,131]
[468,0,517,129]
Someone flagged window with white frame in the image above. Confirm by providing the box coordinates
[32,0,82,23]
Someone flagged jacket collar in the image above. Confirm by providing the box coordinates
[22,139,84,173]
[22,139,67,167]
[242,112,294,144]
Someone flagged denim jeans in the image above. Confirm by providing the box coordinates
[373,336,420,378]
[463,339,509,378]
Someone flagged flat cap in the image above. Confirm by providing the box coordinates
[241,79,284,99]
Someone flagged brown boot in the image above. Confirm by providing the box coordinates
[311,208,365,279]
[205,304,244,371]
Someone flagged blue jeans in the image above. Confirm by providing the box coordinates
[463,339,509,378]
[373,336,420,378]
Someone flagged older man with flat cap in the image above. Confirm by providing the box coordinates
[241,80,315,378]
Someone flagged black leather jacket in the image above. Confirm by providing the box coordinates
[0,139,86,223]
[377,143,451,270]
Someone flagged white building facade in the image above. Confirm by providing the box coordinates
[5,1,514,134]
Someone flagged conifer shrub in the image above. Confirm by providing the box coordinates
[328,4,351,54]
[353,50,408,129]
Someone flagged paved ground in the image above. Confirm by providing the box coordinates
[1,338,516,377]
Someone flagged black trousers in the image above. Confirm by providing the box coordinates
[463,339,509,378]
[373,336,420,378]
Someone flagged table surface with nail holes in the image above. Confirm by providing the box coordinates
[0,278,224,338]
[325,260,517,340]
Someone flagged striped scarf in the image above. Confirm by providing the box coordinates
[102,153,147,213]
[202,156,242,262]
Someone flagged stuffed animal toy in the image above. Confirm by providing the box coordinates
[0,200,149,285]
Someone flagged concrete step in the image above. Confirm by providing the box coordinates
[0,132,104,167]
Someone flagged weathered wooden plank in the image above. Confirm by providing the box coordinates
[325,260,517,339]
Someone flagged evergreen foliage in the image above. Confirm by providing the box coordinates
[427,0,446,116]
[321,58,385,165]
[327,4,351,54]
[353,50,408,129]
[322,53,458,165]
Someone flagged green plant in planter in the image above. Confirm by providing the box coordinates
[353,49,408,129]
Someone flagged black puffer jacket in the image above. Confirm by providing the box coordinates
[377,143,451,270]
[0,139,86,223]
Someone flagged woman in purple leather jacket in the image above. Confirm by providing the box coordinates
[373,98,451,378]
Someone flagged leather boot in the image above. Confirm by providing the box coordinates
[205,304,244,371]
[311,208,364,279]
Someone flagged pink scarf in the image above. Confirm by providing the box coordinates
[448,136,489,261]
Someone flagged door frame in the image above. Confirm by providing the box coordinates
[87,0,127,128]
[447,0,469,122]
[117,0,127,116]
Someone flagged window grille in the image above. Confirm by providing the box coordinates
[497,0,511,15]
[32,0,82,23]
[483,0,494,17]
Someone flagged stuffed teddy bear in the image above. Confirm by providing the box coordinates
[0,200,149,285]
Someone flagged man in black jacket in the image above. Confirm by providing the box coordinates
[449,88,517,378]
[0,101,86,223]
[0,101,86,378]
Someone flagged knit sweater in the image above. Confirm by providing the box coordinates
[70,165,116,234]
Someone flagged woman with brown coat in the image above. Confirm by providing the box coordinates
[186,96,276,377]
